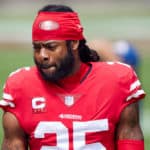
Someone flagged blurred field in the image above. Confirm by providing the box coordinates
[0,0,150,149]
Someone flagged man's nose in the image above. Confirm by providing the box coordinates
[40,47,49,60]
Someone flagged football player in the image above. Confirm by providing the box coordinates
[0,4,145,150]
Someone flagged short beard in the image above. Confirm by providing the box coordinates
[34,41,75,83]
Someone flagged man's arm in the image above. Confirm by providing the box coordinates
[116,102,144,149]
[1,112,28,150]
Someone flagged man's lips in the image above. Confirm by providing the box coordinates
[40,64,56,69]
[40,64,57,73]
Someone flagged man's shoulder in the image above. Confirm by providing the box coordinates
[91,61,135,80]
[6,66,37,84]
[92,61,132,71]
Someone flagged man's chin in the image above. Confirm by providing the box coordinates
[42,74,58,82]
[37,69,55,82]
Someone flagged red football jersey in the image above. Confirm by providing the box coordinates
[0,62,145,150]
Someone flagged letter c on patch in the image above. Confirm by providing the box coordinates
[32,97,46,109]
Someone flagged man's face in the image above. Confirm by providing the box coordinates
[33,40,75,82]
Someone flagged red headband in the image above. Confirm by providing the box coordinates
[32,12,84,41]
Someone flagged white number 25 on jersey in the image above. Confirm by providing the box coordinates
[34,119,109,150]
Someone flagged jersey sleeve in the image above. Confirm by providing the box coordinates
[0,76,18,112]
[0,67,31,113]
[124,65,145,102]
[116,62,146,119]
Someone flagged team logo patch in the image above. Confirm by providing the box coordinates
[57,94,82,107]
[64,96,74,106]
[32,97,47,113]
[39,20,59,31]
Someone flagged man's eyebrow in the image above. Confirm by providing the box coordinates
[33,41,58,45]
[44,41,63,45]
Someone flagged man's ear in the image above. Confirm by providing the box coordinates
[71,40,80,50]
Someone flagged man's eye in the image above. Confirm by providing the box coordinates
[33,44,41,50]
[44,44,56,50]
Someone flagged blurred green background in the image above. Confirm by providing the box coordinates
[0,0,150,149]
